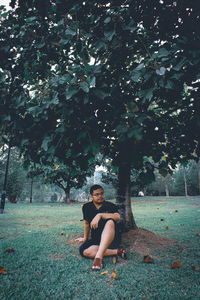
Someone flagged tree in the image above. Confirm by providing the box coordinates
[0,147,26,204]
[1,1,200,229]
[34,161,95,203]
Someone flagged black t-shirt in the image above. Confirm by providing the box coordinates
[82,201,119,225]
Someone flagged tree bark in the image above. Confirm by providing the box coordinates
[197,159,200,195]
[183,166,188,197]
[64,187,70,203]
[116,163,137,231]
[30,178,33,203]
[164,177,169,197]
[10,195,17,203]
[1,144,11,214]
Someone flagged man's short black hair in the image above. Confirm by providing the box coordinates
[90,184,104,195]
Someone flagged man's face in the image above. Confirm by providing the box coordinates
[91,188,105,205]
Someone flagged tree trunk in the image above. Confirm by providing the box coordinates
[1,144,11,214]
[183,166,188,197]
[164,178,169,197]
[197,159,200,195]
[64,187,70,203]
[30,178,33,203]
[10,195,17,203]
[116,163,137,231]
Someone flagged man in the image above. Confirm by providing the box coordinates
[76,184,126,270]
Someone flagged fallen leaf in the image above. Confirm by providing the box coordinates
[143,255,154,263]
[4,248,15,253]
[60,232,64,235]
[101,270,108,275]
[111,272,118,279]
[112,257,117,264]
[65,234,69,238]
[191,265,199,271]
[165,226,169,230]
[0,267,7,275]
[171,262,182,269]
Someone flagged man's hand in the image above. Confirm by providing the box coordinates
[75,237,86,243]
[90,213,101,229]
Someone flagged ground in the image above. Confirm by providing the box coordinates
[0,196,200,299]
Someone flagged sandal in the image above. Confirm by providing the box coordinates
[92,258,103,270]
[117,248,127,259]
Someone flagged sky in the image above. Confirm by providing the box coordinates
[1,0,11,9]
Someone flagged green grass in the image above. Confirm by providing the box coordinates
[0,197,200,300]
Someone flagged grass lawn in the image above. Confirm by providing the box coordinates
[0,196,200,300]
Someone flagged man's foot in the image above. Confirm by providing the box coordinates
[117,248,127,259]
[92,257,103,270]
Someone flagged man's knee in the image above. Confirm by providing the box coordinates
[83,248,91,257]
[106,219,115,228]
[83,246,98,258]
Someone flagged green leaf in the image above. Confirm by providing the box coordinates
[52,92,59,104]
[65,27,76,36]
[104,17,111,24]
[26,16,37,23]
[157,48,169,57]
[156,67,166,76]
[104,30,115,41]
[165,80,175,89]
[36,41,45,49]
[80,82,89,93]
[173,58,186,71]
[66,88,78,100]
[88,76,96,88]
[41,137,51,151]
[138,88,155,100]
[131,72,140,82]
[135,63,144,71]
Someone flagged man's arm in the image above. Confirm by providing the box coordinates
[83,220,90,241]
[99,212,120,222]
[75,220,90,242]
[90,213,120,229]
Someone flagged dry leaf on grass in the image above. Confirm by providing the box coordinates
[171,262,182,269]
[4,248,15,253]
[112,257,117,264]
[101,270,108,275]
[143,255,154,263]
[191,264,199,271]
[0,267,7,275]
[111,272,118,279]
[191,265,199,271]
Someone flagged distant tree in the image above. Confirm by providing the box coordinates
[0,147,26,203]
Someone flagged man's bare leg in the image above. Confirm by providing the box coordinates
[95,219,116,259]
[83,245,117,258]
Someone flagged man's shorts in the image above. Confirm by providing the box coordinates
[79,218,121,257]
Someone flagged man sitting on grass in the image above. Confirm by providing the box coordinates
[76,184,126,270]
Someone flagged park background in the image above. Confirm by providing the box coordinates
[0,0,200,299]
